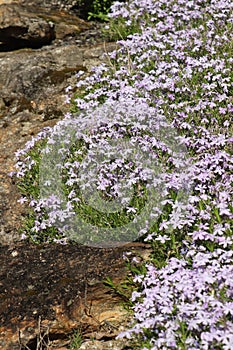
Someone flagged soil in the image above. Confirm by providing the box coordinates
[0,241,149,350]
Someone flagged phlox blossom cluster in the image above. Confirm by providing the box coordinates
[14,0,233,347]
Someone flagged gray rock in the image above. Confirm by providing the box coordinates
[0,41,116,119]
[0,4,55,51]
[0,45,83,113]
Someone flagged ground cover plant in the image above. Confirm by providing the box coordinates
[13,0,233,348]
[71,0,125,21]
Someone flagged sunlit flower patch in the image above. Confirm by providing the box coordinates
[14,0,233,347]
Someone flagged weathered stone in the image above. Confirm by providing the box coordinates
[38,8,90,40]
[0,0,99,52]
[0,4,55,51]
[0,97,5,111]
[0,0,19,4]
[0,45,83,113]
[0,242,151,349]
[0,32,114,120]
[79,339,130,350]
[20,0,82,13]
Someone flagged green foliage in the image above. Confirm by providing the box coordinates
[104,275,136,306]
[73,0,125,22]
[102,17,143,41]
[104,257,148,307]
[87,0,113,21]
[69,329,83,349]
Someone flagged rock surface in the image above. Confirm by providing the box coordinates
[0,241,150,349]
[0,3,56,51]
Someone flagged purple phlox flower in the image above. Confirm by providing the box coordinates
[17,197,28,204]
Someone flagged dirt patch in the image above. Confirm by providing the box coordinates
[0,241,150,349]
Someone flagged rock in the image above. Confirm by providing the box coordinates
[0,45,83,117]
[20,0,80,12]
[0,0,18,4]
[0,241,151,349]
[0,97,5,110]
[79,339,129,350]
[0,4,55,51]
[0,1,103,52]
